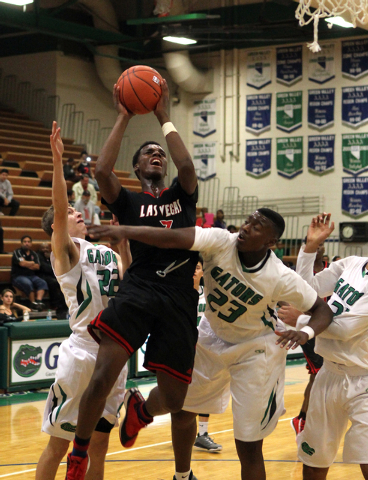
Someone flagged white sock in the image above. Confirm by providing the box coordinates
[175,470,191,480]
[198,421,208,436]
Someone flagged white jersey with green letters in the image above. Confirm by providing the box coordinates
[191,227,317,344]
[197,285,206,327]
[51,237,119,342]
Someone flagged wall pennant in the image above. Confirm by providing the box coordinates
[276,91,302,132]
[276,46,302,86]
[308,88,335,130]
[246,50,272,90]
[342,86,368,128]
[276,136,303,179]
[193,99,216,137]
[308,135,335,174]
[342,177,368,217]
[193,142,217,180]
[342,39,368,80]
[246,94,271,134]
[308,43,335,84]
[342,133,368,175]
[246,138,271,177]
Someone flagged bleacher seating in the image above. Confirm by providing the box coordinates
[0,106,142,293]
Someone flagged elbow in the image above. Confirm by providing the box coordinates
[95,164,108,182]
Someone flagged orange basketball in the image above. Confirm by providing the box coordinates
[117,65,163,115]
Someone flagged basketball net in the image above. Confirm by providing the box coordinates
[295,0,368,52]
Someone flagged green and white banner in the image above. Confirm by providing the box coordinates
[247,49,272,90]
[276,91,302,132]
[342,133,368,175]
[276,136,303,179]
[193,99,216,137]
[193,142,217,180]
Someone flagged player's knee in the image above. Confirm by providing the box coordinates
[171,409,197,429]
[161,392,186,413]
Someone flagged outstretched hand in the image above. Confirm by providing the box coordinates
[275,329,309,350]
[305,212,335,252]
[113,84,135,119]
[87,224,127,245]
[50,121,64,163]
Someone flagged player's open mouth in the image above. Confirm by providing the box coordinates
[150,158,162,167]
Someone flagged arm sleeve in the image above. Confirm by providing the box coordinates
[274,268,318,313]
[190,227,230,259]
[6,181,13,201]
[296,247,345,298]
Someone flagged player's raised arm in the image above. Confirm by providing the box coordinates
[87,224,196,250]
[49,121,79,273]
[154,80,197,195]
[95,84,135,204]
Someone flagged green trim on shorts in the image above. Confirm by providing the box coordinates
[55,383,67,421]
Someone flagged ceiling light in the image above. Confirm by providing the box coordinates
[163,36,197,45]
[325,16,354,28]
[0,0,33,4]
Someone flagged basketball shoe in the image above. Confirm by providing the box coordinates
[194,432,222,452]
[291,416,305,436]
[173,471,198,480]
[65,453,89,480]
[119,387,153,448]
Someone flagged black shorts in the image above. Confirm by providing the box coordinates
[301,337,324,375]
[89,272,199,384]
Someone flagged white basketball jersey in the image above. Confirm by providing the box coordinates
[197,285,206,326]
[191,227,317,344]
[51,238,119,342]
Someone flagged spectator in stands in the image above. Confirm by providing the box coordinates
[75,150,99,191]
[274,241,284,260]
[0,168,20,216]
[332,255,341,262]
[213,209,226,229]
[37,242,68,319]
[72,175,100,218]
[322,254,329,264]
[63,158,80,183]
[67,189,75,207]
[0,220,4,254]
[74,190,101,227]
[227,225,237,233]
[11,235,48,312]
[0,288,31,322]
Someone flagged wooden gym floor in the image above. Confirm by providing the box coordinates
[0,363,361,480]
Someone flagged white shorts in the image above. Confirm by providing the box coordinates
[183,318,287,442]
[42,333,127,441]
[298,361,368,467]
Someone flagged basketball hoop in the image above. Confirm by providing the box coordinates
[295,0,368,52]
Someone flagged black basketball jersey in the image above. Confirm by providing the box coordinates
[102,181,199,287]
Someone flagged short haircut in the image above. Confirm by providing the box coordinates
[0,168,9,174]
[21,234,32,243]
[132,141,162,169]
[258,208,285,239]
[67,189,74,197]
[198,254,204,266]
[82,190,91,196]
[81,174,89,179]
[80,150,88,157]
[41,205,54,237]
[67,157,74,163]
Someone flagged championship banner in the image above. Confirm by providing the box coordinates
[246,94,271,134]
[308,135,335,174]
[308,88,335,130]
[342,177,368,217]
[246,50,272,90]
[193,142,216,180]
[342,39,368,80]
[276,46,302,86]
[342,86,368,128]
[276,136,303,179]
[308,43,335,84]
[342,133,368,175]
[246,138,271,177]
[276,91,302,132]
[193,99,216,137]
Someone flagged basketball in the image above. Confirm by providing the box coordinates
[117,66,163,115]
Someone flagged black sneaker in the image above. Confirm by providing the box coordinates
[31,301,42,312]
[173,471,198,480]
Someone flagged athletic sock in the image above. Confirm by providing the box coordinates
[198,421,208,436]
[175,469,191,480]
[137,401,153,424]
[298,411,306,421]
[71,435,90,458]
